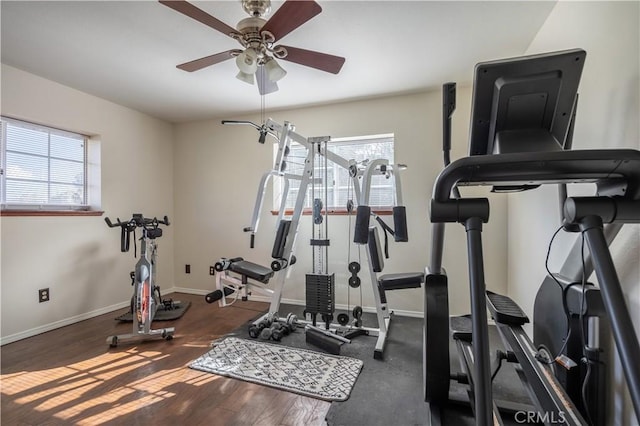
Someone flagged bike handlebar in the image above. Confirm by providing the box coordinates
[104,214,170,229]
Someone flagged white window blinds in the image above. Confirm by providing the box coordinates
[276,134,395,210]
[1,117,88,209]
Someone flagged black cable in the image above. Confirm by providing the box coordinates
[539,224,575,365]
[545,225,566,294]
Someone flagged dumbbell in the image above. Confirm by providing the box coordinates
[276,322,291,335]
[273,322,288,338]
[259,324,284,341]
[285,313,299,331]
[248,323,263,338]
[249,312,280,339]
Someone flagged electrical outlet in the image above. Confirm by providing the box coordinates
[209,266,215,275]
[185,264,191,274]
[39,288,50,303]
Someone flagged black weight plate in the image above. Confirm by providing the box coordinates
[348,262,361,273]
[337,313,350,326]
[352,305,363,319]
[348,276,361,288]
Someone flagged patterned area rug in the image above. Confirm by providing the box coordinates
[190,337,363,401]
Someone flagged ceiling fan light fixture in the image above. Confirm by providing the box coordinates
[236,70,255,85]
[264,57,287,82]
[236,48,258,74]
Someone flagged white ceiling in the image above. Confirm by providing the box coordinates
[1,1,557,123]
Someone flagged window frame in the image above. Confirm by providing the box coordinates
[0,116,97,215]
[272,133,396,216]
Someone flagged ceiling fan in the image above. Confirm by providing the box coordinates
[159,0,346,95]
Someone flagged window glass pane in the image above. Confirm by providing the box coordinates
[50,134,84,161]
[276,135,394,210]
[370,175,395,206]
[51,158,84,185]
[5,152,48,181]
[6,124,48,156]
[5,180,48,204]
[50,183,84,205]
[285,145,306,175]
[335,187,352,208]
[2,118,88,208]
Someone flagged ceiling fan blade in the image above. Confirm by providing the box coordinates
[159,1,236,37]
[279,46,345,74]
[260,0,322,41]
[177,50,235,72]
[256,66,279,95]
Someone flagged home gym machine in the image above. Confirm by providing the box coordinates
[105,214,176,347]
[206,118,415,358]
[424,48,640,425]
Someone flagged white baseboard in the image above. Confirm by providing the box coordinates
[0,300,130,346]
[170,286,208,296]
[169,286,424,318]
[1,286,424,346]
[1,287,191,346]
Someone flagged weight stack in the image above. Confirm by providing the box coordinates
[305,273,335,315]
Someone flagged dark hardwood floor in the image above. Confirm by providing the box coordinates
[1,293,330,425]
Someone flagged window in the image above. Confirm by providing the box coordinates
[274,134,395,212]
[1,117,89,211]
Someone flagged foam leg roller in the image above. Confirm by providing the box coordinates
[393,206,409,242]
[271,258,287,271]
[271,255,296,271]
[353,205,371,244]
[205,287,234,303]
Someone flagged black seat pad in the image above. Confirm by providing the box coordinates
[378,272,424,290]
[230,260,274,283]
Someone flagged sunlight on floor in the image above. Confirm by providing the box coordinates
[1,347,221,424]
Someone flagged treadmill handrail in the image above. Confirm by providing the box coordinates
[431,149,640,202]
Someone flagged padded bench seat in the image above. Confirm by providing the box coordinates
[379,272,424,290]
[230,260,274,283]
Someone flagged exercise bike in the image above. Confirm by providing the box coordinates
[105,214,175,347]
[424,49,640,425]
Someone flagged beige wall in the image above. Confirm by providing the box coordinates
[507,2,639,424]
[0,65,175,343]
[173,90,508,316]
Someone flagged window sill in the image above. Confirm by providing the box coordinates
[1,210,104,217]
[271,208,393,216]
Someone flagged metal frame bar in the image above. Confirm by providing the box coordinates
[579,215,640,418]
[463,217,493,426]
[215,269,275,307]
[364,228,392,358]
